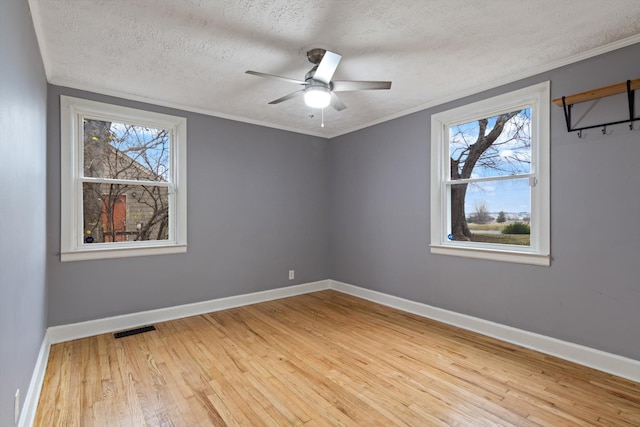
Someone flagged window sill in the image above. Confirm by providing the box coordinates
[430,244,550,266]
[61,244,187,262]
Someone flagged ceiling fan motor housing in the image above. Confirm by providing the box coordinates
[306,48,326,64]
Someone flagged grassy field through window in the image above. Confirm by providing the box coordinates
[468,222,530,246]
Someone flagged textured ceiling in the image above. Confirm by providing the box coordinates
[29,0,640,138]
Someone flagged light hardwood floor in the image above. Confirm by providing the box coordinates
[35,290,640,426]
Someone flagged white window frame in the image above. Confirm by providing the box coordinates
[60,96,187,261]
[430,82,550,266]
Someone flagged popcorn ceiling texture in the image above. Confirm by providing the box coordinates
[29,0,640,137]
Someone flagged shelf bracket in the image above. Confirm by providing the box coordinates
[561,96,572,133]
[554,78,639,135]
[628,80,635,130]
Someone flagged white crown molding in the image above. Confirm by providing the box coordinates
[42,35,640,140]
[333,34,640,138]
[48,77,330,139]
[26,0,52,83]
[330,280,640,383]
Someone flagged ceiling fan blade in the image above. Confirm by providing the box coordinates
[331,80,392,91]
[330,92,347,111]
[268,89,304,105]
[246,70,306,85]
[313,51,342,84]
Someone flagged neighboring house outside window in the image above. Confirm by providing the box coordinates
[430,82,550,266]
[60,96,187,261]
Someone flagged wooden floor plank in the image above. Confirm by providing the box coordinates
[34,290,640,426]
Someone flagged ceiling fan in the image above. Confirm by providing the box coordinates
[246,48,392,111]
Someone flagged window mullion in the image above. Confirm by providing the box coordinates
[80,177,171,187]
[445,173,534,186]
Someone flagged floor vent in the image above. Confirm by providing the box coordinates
[114,325,156,339]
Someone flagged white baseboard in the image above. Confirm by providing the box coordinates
[47,280,331,344]
[19,333,50,427]
[330,280,640,383]
[43,277,639,389]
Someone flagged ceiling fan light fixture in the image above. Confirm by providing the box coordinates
[304,85,331,109]
[246,48,391,114]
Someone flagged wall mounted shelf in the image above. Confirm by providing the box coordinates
[553,78,639,136]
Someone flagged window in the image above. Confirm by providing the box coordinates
[430,82,550,266]
[60,96,187,261]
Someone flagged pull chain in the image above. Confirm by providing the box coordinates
[321,108,325,128]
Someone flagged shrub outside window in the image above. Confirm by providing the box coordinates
[430,82,550,266]
[60,96,187,261]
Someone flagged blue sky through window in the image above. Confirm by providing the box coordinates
[83,119,171,182]
[449,109,531,215]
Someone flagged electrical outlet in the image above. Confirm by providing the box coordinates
[14,389,20,425]
[288,270,295,280]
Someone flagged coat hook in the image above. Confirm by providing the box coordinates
[577,129,583,139]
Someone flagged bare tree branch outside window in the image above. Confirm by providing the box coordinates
[82,119,170,243]
[448,109,531,242]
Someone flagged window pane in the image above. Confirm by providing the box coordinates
[449,108,531,180]
[83,119,169,182]
[82,183,169,243]
[449,178,530,246]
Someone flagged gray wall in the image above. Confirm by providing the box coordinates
[1,6,634,422]
[0,0,48,424]
[330,43,640,361]
[43,39,640,365]
[47,86,331,326]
